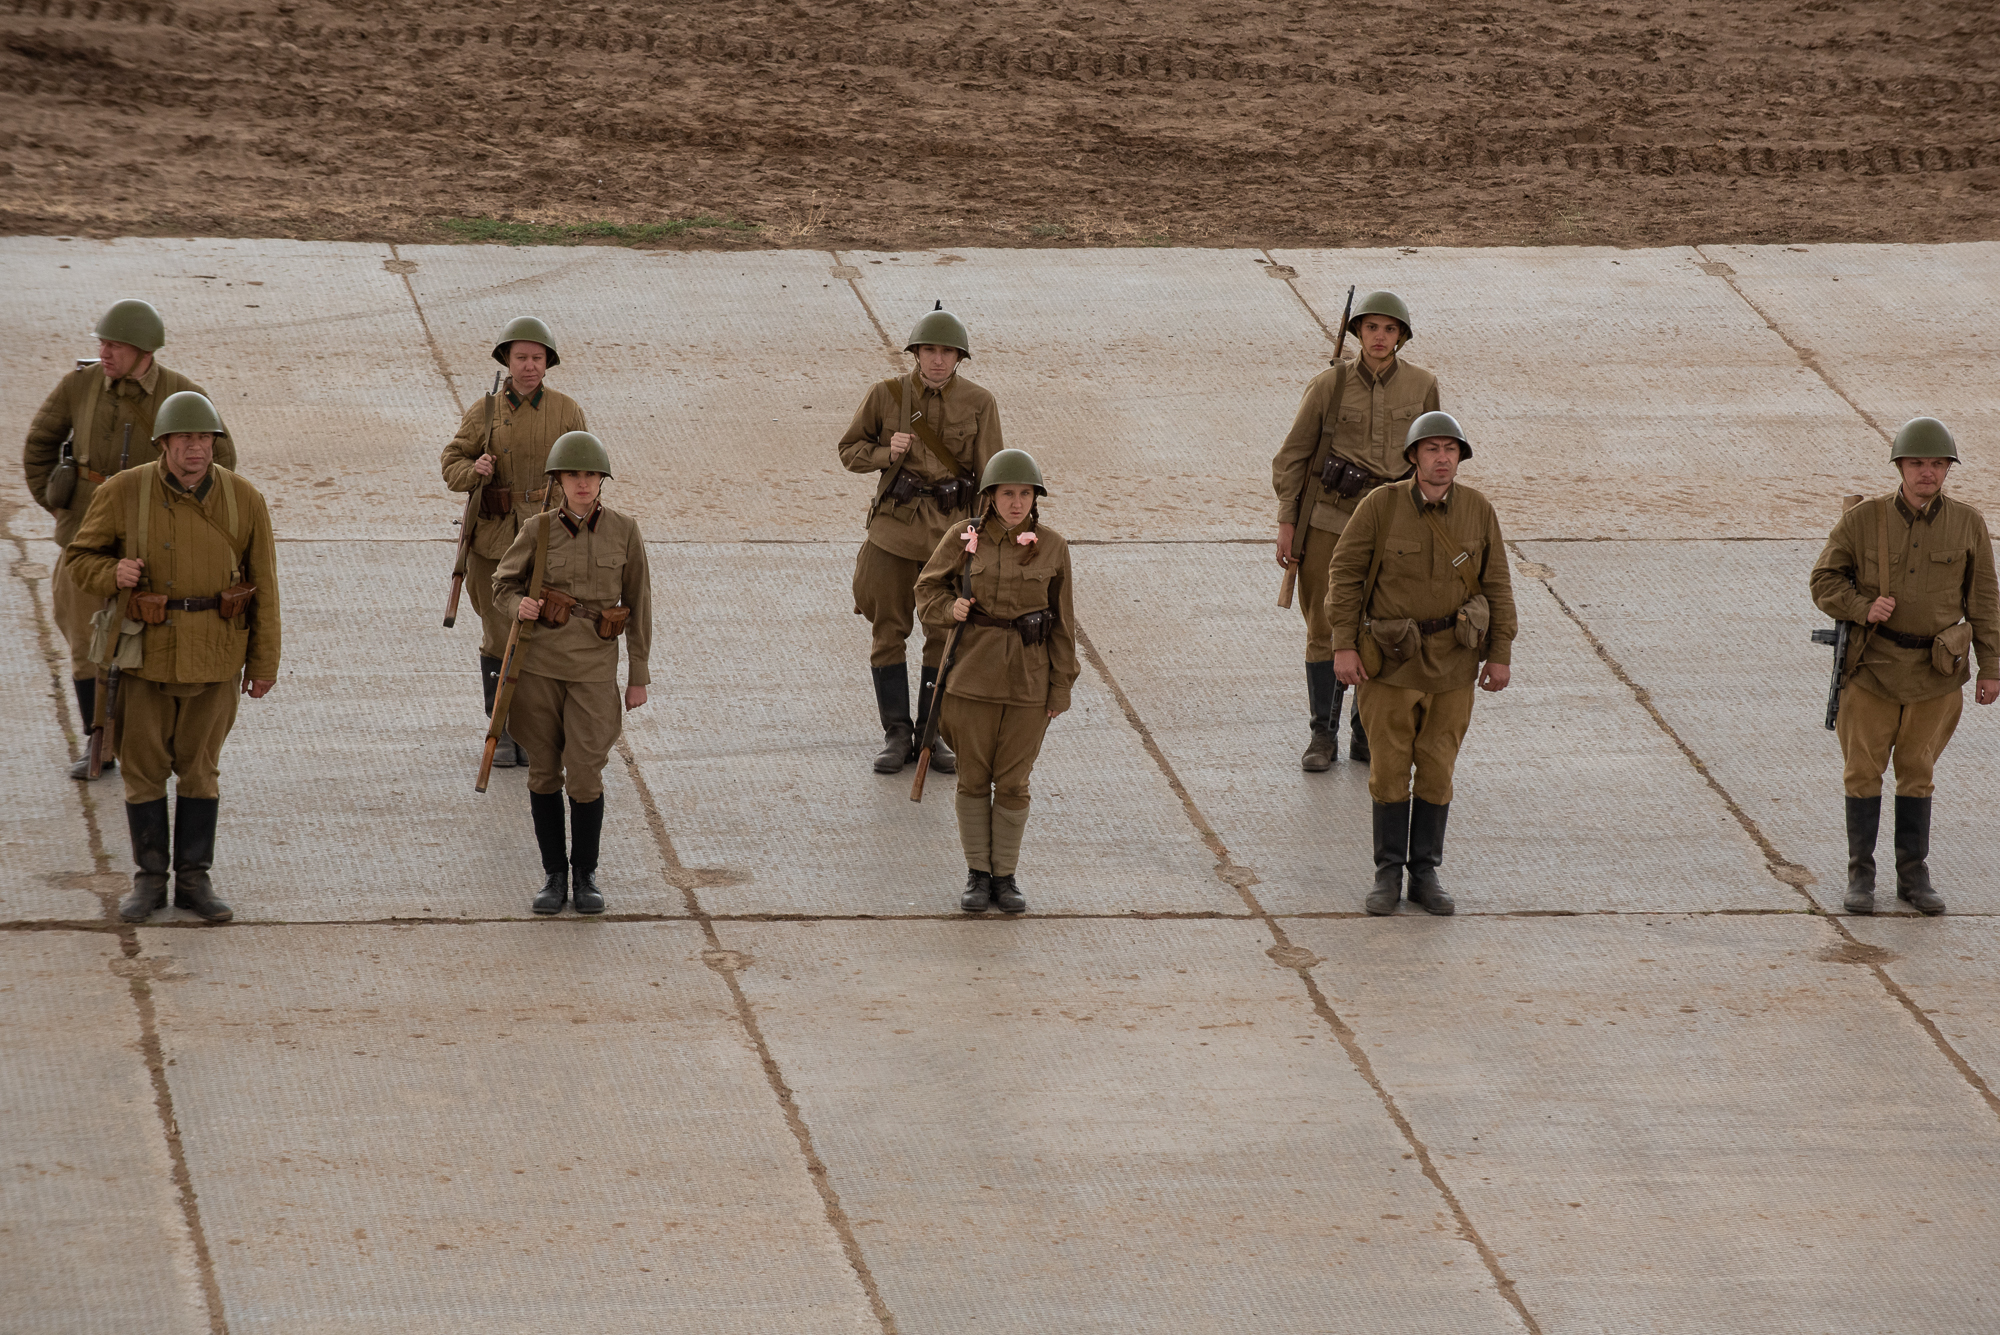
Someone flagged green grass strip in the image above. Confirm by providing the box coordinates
[437,216,759,245]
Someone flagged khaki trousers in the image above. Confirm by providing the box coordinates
[51,548,103,680]
[1294,523,1342,663]
[511,672,622,802]
[943,696,1050,808]
[853,540,945,669]
[464,548,515,661]
[1355,681,1475,805]
[1837,681,1962,799]
[120,677,240,804]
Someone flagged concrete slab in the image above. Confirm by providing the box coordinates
[632,542,1236,917]
[1519,539,2000,915]
[398,246,894,545]
[1850,916,2000,1101]
[733,919,1525,1334]
[841,246,1326,541]
[0,236,454,540]
[1275,246,1884,539]
[142,923,876,1335]
[0,542,101,920]
[1070,542,1790,915]
[1286,915,2000,1334]
[0,934,209,1333]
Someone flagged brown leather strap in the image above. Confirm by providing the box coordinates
[83,466,110,484]
[1419,503,1484,601]
[907,385,972,483]
[968,611,1016,629]
[1876,625,1935,650]
[163,597,223,612]
[1415,614,1457,636]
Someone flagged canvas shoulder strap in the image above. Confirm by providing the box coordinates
[1420,500,1484,600]
[75,369,103,471]
[1873,492,1894,599]
[907,386,972,479]
[531,510,553,600]
[130,462,158,563]
[1357,483,1393,621]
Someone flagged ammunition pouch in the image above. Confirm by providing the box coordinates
[1320,453,1381,500]
[887,469,975,513]
[1454,594,1491,651]
[537,586,577,628]
[594,605,631,640]
[88,606,146,669]
[127,591,168,625]
[970,607,1056,648]
[479,485,514,518]
[218,582,256,621]
[1365,617,1423,665]
[45,437,78,511]
[1932,621,1974,676]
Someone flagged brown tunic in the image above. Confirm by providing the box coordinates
[916,514,1079,714]
[840,370,1004,561]
[493,504,653,687]
[1271,357,1440,536]
[441,383,588,561]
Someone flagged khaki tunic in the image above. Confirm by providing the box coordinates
[1271,357,1439,538]
[493,505,653,687]
[440,383,588,561]
[915,515,1079,714]
[1810,490,2000,706]
[840,370,1003,562]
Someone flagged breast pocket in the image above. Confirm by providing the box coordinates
[1385,538,1425,568]
[1928,548,1965,590]
[595,553,626,598]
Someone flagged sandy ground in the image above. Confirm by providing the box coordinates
[2,0,1997,249]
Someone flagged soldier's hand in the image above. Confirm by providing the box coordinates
[1276,523,1296,569]
[518,597,541,621]
[888,432,914,461]
[1978,679,2000,706]
[1867,595,1896,623]
[243,677,275,699]
[1480,662,1511,692]
[474,454,496,478]
[1333,648,1367,686]
[952,596,975,622]
[115,558,145,589]
[626,684,648,711]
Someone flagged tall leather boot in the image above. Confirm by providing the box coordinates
[1349,699,1371,762]
[67,677,112,780]
[989,801,1030,914]
[171,796,232,922]
[481,655,518,768]
[871,664,914,773]
[1404,798,1455,915]
[1365,800,1409,915]
[1894,795,1946,915]
[569,795,606,914]
[1843,795,1880,914]
[1302,661,1339,771]
[530,789,568,914]
[916,664,956,774]
[118,798,171,922]
[956,791,994,911]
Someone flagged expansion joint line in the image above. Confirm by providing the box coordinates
[11,534,112,884]
[388,243,465,415]
[617,741,901,1334]
[1263,247,1344,348]
[1073,620,1543,1335]
[829,249,904,369]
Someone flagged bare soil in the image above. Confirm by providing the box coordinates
[2,0,1997,250]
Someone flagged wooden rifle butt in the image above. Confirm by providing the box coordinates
[909,748,933,802]
[475,736,498,793]
[1278,565,1297,609]
[443,571,464,628]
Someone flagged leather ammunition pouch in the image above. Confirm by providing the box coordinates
[594,605,631,640]
[1932,621,1973,676]
[970,607,1055,648]
[127,591,168,625]
[538,586,577,628]
[218,582,256,620]
[45,437,79,511]
[1320,453,1381,500]
[887,469,975,513]
[479,485,514,518]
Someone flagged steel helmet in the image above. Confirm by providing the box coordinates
[150,391,228,441]
[905,301,972,358]
[492,316,561,369]
[1890,416,1959,463]
[979,448,1046,496]
[95,299,166,353]
[1347,290,1414,345]
[545,430,612,478]
[1403,410,1470,462]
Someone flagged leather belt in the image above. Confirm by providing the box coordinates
[1416,614,1457,636]
[968,611,1017,629]
[83,466,111,484]
[1876,626,1936,650]
[164,597,223,612]
[525,485,549,502]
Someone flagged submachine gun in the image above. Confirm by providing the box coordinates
[1808,494,1868,731]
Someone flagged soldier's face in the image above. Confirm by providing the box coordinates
[160,432,216,485]
[990,482,1037,528]
[508,342,549,396]
[915,345,962,385]
[1412,437,1461,491]
[558,470,602,512]
[1898,457,1952,502]
[1356,315,1404,365]
[97,339,147,380]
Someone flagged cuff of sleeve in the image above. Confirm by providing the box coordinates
[1331,628,1359,653]
[1486,639,1513,667]
[1046,683,1072,715]
[1278,503,1302,525]
[628,664,651,688]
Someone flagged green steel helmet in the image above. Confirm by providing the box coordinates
[150,391,228,441]
[492,316,560,369]
[979,448,1046,496]
[1403,410,1470,462]
[904,301,972,358]
[1890,416,1959,463]
[544,430,612,478]
[1347,290,1414,345]
[95,298,166,353]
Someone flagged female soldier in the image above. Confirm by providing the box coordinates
[492,431,652,916]
[916,449,1078,914]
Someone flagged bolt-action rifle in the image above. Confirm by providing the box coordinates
[444,370,506,628]
[911,513,983,802]
[85,423,134,778]
[1809,493,1870,731]
[1279,284,1356,609]
[476,487,556,793]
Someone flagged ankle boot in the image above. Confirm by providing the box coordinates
[67,677,114,780]
[569,795,606,914]
[481,656,518,767]
[1349,701,1371,762]
[871,664,914,774]
[1405,799,1454,915]
[917,665,957,774]
[955,791,993,911]
[1843,795,1881,914]
[1366,800,1409,915]
[172,797,232,922]
[1302,661,1339,771]
[1894,795,1946,915]
[961,870,994,912]
[990,801,1030,913]
[530,789,568,913]
[119,798,172,922]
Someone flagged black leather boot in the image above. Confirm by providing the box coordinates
[1894,795,1946,915]
[989,874,1027,914]
[67,677,112,780]
[569,795,606,914]
[1366,800,1409,915]
[871,664,914,774]
[916,665,956,774]
[1405,798,1455,915]
[530,789,568,913]
[481,655,518,768]
[172,797,232,922]
[960,869,993,912]
[1302,661,1339,772]
[1844,795,1880,914]
[1349,700,1370,763]
[118,798,171,922]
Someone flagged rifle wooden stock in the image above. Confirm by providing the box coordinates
[442,566,466,628]
[1277,285,1356,607]
[477,620,525,793]
[1278,565,1297,610]
[475,734,500,793]
[445,370,505,628]
[909,747,934,802]
[88,426,136,777]
[910,545,976,802]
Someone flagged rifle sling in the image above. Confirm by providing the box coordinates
[1419,503,1484,602]
[1290,362,1349,560]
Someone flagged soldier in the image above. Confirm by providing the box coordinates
[915,449,1078,916]
[840,303,1004,776]
[441,317,587,768]
[64,392,280,923]
[1810,417,1999,917]
[493,431,652,917]
[1272,291,1441,772]
[1327,412,1515,916]
[22,299,237,781]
